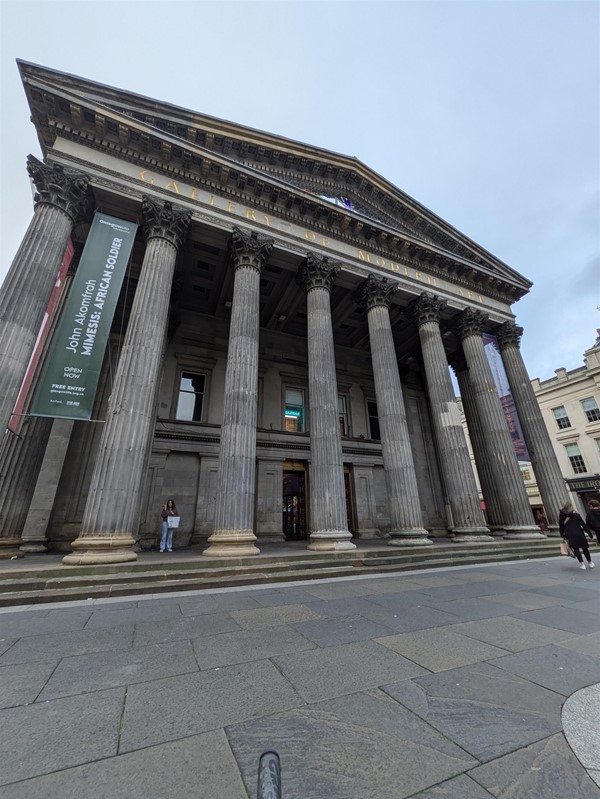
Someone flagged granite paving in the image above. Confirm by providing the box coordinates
[0,556,598,797]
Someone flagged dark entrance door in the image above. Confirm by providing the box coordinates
[344,469,356,536]
[283,471,307,540]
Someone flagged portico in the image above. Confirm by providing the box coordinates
[0,61,566,564]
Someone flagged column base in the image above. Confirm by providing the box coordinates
[20,542,48,553]
[62,533,138,565]
[202,530,261,558]
[307,531,356,552]
[388,529,433,547]
[545,526,561,538]
[452,527,495,543]
[0,538,25,559]
[503,527,547,540]
[488,526,507,537]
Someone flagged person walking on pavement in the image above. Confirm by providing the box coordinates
[559,502,595,570]
[585,499,600,546]
[160,498,178,553]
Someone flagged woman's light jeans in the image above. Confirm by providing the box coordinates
[160,520,174,552]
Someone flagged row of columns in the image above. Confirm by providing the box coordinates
[0,157,567,563]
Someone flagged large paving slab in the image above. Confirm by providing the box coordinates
[192,624,316,669]
[132,610,241,646]
[408,774,495,798]
[82,603,183,629]
[489,643,600,695]
[290,614,396,646]
[119,658,303,752]
[230,603,324,629]
[448,616,572,651]
[227,690,477,799]
[177,592,263,615]
[0,609,93,638]
[0,625,135,665]
[381,662,564,761]
[468,733,600,798]
[0,688,124,786]
[38,639,199,700]
[0,661,57,709]
[556,631,600,658]
[375,627,510,672]
[0,729,248,799]
[271,640,429,703]
[515,605,600,634]
[358,602,463,633]
[421,597,521,621]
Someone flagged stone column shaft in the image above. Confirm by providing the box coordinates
[0,157,91,438]
[203,228,274,558]
[355,278,430,546]
[409,294,491,542]
[497,323,566,534]
[456,310,543,539]
[299,255,354,551]
[64,198,190,565]
[454,365,505,533]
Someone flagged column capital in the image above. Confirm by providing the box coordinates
[297,252,341,293]
[27,155,93,224]
[496,321,523,351]
[141,196,191,251]
[229,226,274,273]
[454,308,487,340]
[406,291,447,326]
[353,274,398,310]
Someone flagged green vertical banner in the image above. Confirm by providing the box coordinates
[30,213,138,420]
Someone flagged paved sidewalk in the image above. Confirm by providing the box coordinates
[0,556,599,798]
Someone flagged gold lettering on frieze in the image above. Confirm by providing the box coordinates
[415,271,422,280]
[163,180,180,194]
[427,275,437,286]
[263,214,271,226]
[358,250,371,263]
[390,263,400,272]
[375,257,386,267]
[139,170,155,185]
[208,195,215,206]
[246,209,257,221]
[227,201,236,213]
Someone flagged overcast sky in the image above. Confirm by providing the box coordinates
[1,0,598,381]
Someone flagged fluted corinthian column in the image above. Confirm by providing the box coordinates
[203,228,273,557]
[452,356,505,535]
[407,293,492,542]
[354,276,431,546]
[63,198,191,565]
[298,255,355,551]
[454,310,543,539]
[496,322,566,535]
[0,156,92,438]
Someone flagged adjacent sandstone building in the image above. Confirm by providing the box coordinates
[0,62,567,564]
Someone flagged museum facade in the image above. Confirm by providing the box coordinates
[0,62,568,564]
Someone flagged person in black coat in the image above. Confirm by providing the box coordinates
[585,499,600,545]
[559,502,595,570]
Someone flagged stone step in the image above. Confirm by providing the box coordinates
[0,543,560,607]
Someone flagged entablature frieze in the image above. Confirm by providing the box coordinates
[46,141,517,320]
[41,118,526,305]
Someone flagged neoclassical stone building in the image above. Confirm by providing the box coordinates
[0,62,567,564]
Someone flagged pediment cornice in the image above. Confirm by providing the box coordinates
[17,60,532,303]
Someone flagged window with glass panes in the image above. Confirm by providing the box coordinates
[284,389,305,432]
[176,372,205,421]
[581,397,600,423]
[565,443,587,474]
[552,405,571,429]
[367,400,380,440]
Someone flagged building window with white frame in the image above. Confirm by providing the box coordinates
[175,372,205,421]
[581,397,600,423]
[284,389,305,433]
[367,400,380,441]
[565,443,587,474]
[552,405,571,430]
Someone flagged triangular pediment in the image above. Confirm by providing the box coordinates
[17,60,532,301]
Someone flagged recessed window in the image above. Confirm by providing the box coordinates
[581,397,600,423]
[338,396,349,437]
[284,389,305,433]
[367,400,380,441]
[565,443,587,474]
[552,406,571,430]
[175,372,205,421]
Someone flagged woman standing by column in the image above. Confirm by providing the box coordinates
[160,499,179,553]
[559,503,595,570]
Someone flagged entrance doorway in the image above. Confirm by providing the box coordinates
[283,466,307,540]
[344,467,356,536]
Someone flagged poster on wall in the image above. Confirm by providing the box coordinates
[30,213,138,420]
[483,333,530,461]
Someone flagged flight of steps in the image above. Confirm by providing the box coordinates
[0,538,562,607]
